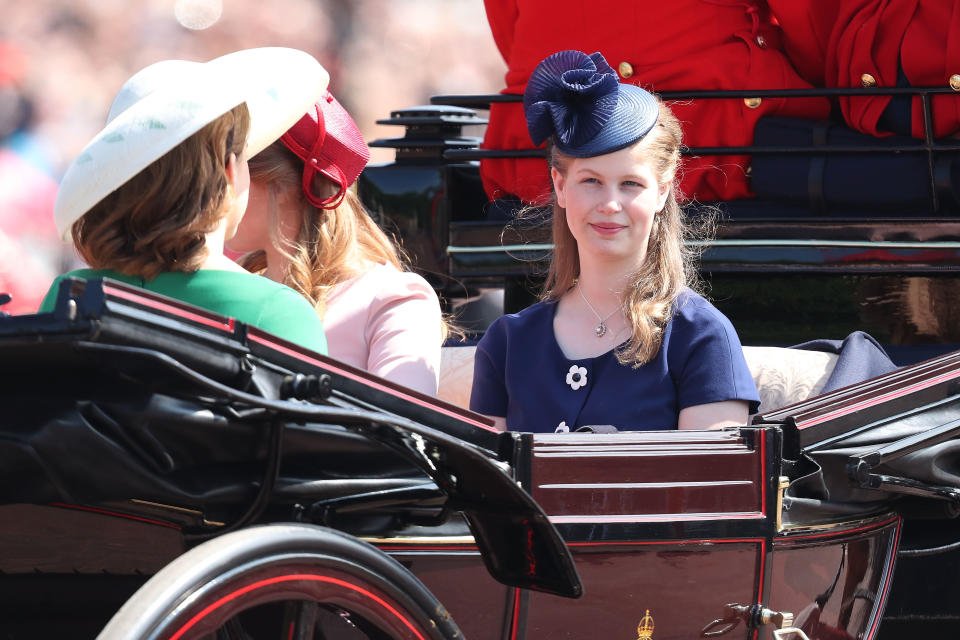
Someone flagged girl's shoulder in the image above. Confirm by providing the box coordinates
[671,288,729,326]
[492,299,554,330]
[338,262,437,303]
[375,263,434,293]
[668,288,742,347]
[480,299,555,348]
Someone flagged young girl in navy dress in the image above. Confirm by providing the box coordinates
[470,50,760,432]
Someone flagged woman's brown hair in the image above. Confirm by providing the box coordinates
[71,103,251,279]
[542,99,710,367]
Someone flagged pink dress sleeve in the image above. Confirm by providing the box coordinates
[323,264,443,396]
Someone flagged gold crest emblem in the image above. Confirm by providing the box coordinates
[636,609,655,640]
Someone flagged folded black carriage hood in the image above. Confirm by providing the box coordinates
[755,351,960,523]
[0,277,582,598]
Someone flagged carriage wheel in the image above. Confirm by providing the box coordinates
[97,523,463,640]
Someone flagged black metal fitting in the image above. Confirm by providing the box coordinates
[280,373,333,402]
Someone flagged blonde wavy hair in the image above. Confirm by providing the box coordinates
[72,104,250,280]
[241,142,452,340]
[543,99,709,367]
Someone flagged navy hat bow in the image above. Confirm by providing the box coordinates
[523,50,659,158]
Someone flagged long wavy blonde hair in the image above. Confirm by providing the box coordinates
[240,141,404,316]
[241,141,452,340]
[543,100,708,367]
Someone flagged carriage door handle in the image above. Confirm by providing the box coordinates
[759,607,794,630]
[700,605,795,637]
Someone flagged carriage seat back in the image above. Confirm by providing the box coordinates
[437,345,838,415]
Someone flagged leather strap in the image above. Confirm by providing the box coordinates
[934,155,957,210]
[807,120,831,216]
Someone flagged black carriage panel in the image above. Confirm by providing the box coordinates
[0,277,581,600]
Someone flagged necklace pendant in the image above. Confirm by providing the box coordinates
[595,322,607,338]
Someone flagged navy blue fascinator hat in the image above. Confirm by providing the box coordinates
[523,50,659,158]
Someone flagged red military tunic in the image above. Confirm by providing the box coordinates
[480,0,830,205]
[826,0,960,139]
[764,0,839,87]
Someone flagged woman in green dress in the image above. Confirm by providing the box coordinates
[39,48,330,353]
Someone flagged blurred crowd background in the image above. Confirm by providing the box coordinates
[0,0,505,314]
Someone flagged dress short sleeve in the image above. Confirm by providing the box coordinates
[363,269,443,396]
[470,316,509,417]
[667,295,760,413]
[322,264,443,396]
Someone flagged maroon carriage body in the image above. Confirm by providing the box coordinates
[0,279,954,640]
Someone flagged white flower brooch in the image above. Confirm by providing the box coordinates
[565,365,588,391]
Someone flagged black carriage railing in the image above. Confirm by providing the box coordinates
[364,87,960,275]
[431,86,960,213]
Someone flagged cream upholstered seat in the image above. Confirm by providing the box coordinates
[741,346,837,412]
[437,345,838,415]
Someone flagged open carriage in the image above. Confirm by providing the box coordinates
[3,277,960,639]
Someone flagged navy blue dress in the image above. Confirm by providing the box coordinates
[470,290,760,432]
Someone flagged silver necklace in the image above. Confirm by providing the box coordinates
[577,284,621,338]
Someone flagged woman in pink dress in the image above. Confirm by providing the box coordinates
[228,91,445,396]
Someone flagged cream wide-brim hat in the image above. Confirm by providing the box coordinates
[54,47,330,240]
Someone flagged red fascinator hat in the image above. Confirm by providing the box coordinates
[280,91,370,210]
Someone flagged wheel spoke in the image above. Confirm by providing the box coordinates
[283,601,321,640]
[218,618,254,640]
